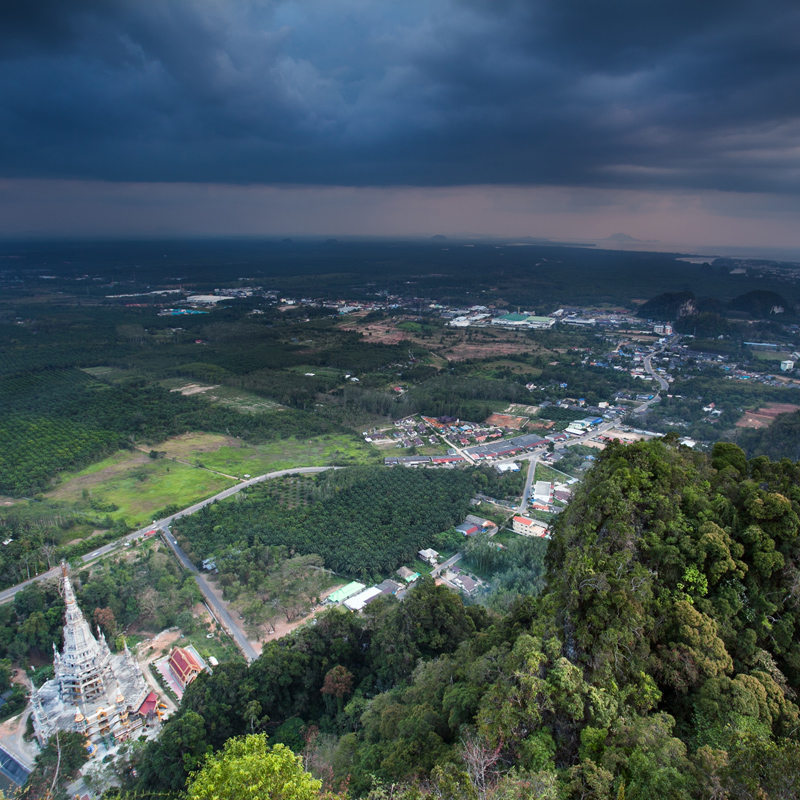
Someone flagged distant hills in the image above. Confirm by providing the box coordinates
[637,291,697,320]
[638,288,794,321]
[603,232,643,242]
[728,289,792,316]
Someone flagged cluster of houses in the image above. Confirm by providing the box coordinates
[564,415,605,437]
[387,417,436,448]
[463,432,551,460]
[325,516,507,611]
[384,453,467,467]
[423,415,512,447]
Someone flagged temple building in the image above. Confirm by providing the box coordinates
[168,647,202,690]
[30,564,150,746]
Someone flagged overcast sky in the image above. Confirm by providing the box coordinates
[2,0,799,247]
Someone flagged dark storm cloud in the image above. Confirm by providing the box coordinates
[1,0,799,191]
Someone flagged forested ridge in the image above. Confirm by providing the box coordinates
[107,439,800,799]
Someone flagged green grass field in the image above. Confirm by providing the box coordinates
[535,463,576,483]
[408,558,435,577]
[469,359,543,379]
[177,627,242,664]
[194,434,379,476]
[44,432,379,528]
[80,366,143,382]
[752,350,794,362]
[285,365,343,378]
[46,452,235,527]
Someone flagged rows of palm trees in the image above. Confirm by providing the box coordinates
[179,467,476,581]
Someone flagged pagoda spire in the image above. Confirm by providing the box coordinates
[55,562,115,705]
[61,561,85,627]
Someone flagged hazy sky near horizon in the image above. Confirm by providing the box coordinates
[2,0,800,245]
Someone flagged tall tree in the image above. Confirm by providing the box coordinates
[185,735,322,800]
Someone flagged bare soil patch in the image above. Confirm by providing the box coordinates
[442,340,533,360]
[137,629,183,663]
[339,322,407,344]
[526,419,555,430]
[170,382,220,396]
[582,439,606,450]
[340,319,537,361]
[604,428,655,442]
[485,413,528,429]
[246,583,347,652]
[736,403,800,429]
[158,432,241,458]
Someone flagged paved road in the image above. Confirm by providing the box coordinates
[643,350,669,391]
[0,567,61,604]
[159,529,260,662]
[431,552,463,578]
[437,433,476,464]
[0,466,336,606]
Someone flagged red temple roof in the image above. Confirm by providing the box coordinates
[138,691,159,716]
[169,647,202,686]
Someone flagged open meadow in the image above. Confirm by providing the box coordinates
[44,431,379,527]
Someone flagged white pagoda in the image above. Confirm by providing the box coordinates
[31,563,149,746]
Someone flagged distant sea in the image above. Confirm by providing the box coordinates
[589,240,800,264]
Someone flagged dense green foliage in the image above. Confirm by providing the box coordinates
[21,731,90,800]
[213,547,330,625]
[639,289,795,321]
[0,581,65,665]
[462,533,548,611]
[0,546,200,666]
[0,658,27,718]
[74,547,202,634]
[177,467,475,580]
[0,414,120,498]
[0,368,341,495]
[536,406,587,423]
[471,463,525,502]
[184,735,322,800]
[119,440,800,799]
[637,291,697,320]
[5,241,800,798]
[640,374,800,442]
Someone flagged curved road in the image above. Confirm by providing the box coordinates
[0,466,335,607]
[643,350,670,391]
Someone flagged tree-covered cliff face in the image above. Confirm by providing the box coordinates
[122,440,800,800]
[541,438,800,796]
